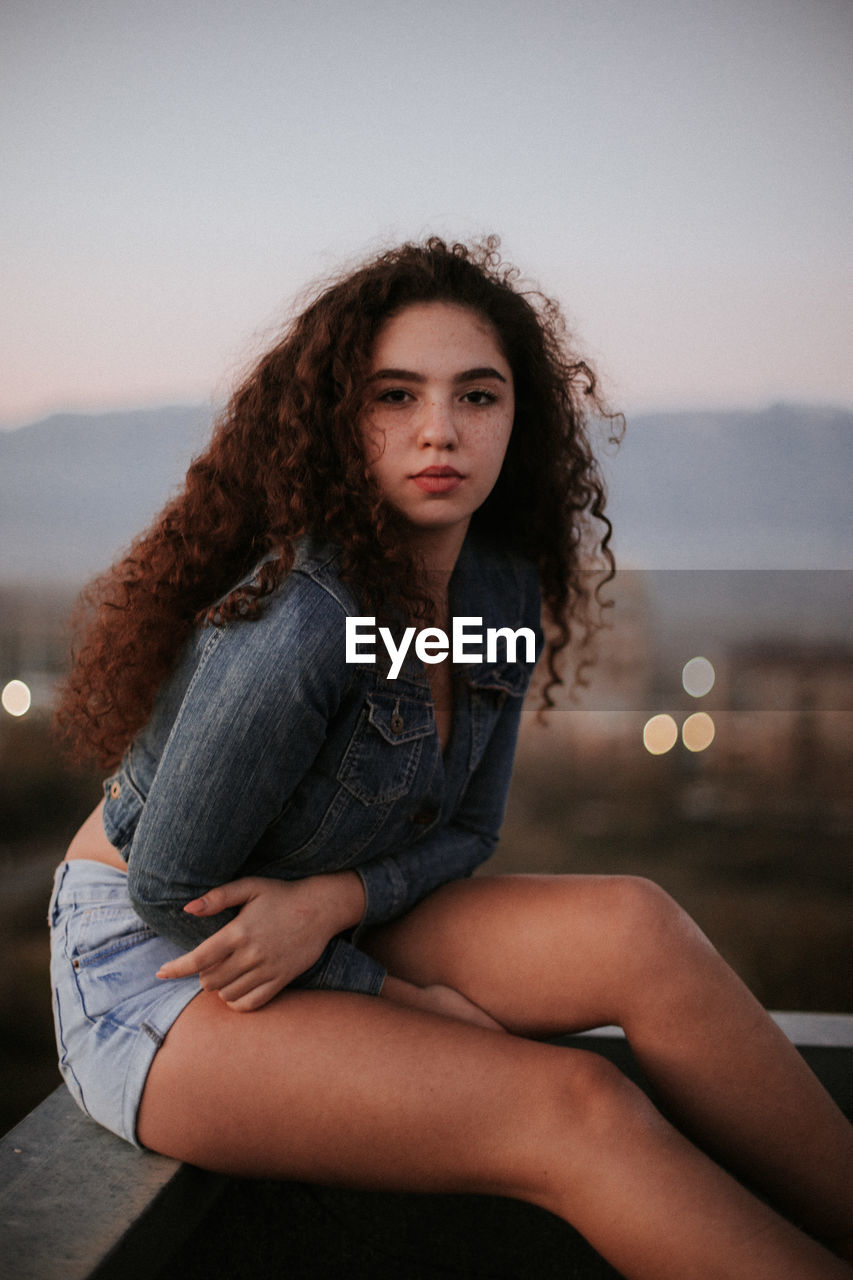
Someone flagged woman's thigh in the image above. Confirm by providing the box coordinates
[136,985,608,1195]
[361,873,706,1038]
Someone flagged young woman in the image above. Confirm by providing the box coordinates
[51,238,852,1279]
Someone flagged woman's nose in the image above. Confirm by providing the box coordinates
[418,399,459,449]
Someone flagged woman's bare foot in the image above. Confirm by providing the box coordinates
[381,976,506,1032]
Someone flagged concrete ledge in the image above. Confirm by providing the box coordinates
[1,1015,851,1279]
[0,1087,225,1280]
[768,1012,853,1048]
[573,1012,853,1049]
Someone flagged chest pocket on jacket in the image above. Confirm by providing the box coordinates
[338,692,435,805]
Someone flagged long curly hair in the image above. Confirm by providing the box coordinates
[55,236,621,769]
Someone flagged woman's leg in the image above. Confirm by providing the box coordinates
[362,873,853,1252]
[138,986,849,1280]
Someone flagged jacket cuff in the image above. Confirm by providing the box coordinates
[293,935,386,996]
[356,860,408,927]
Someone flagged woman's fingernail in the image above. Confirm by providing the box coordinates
[184,896,206,913]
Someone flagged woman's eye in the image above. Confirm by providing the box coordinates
[462,389,498,406]
[378,388,413,404]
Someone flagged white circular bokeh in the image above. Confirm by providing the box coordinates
[1,679,32,717]
[682,656,715,698]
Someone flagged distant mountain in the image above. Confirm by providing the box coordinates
[602,403,852,570]
[0,402,850,588]
[0,406,213,585]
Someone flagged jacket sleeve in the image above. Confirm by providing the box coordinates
[121,586,388,996]
[356,677,527,927]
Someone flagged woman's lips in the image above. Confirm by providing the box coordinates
[411,466,464,494]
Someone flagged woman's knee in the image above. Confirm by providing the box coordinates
[557,1046,651,1138]
[569,875,718,1023]
[508,1047,665,1202]
[598,875,711,962]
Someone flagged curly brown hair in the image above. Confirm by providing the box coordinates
[54,235,621,769]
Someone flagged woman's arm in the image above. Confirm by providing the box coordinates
[122,586,388,996]
[123,587,348,942]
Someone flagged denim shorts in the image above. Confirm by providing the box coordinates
[48,860,203,1149]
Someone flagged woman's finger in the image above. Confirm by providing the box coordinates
[221,979,282,1013]
[183,877,260,916]
[196,954,257,993]
[202,959,273,999]
[156,933,236,980]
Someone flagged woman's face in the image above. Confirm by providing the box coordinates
[361,302,515,559]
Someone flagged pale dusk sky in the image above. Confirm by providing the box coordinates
[1,0,851,428]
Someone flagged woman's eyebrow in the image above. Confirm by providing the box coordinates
[455,366,507,384]
[368,366,507,384]
[369,368,426,383]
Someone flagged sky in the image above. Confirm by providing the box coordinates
[1,0,851,429]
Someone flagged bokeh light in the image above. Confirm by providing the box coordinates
[643,714,678,755]
[1,679,32,717]
[682,711,715,752]
[682,656,715,698]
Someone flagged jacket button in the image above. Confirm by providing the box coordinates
[411,804,438,826]
[110,781,121,799]
[390,712,404,734]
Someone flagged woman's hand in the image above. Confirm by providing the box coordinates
[156,872,365,1012]
[380,975,507,1033]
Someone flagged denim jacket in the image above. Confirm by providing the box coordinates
[102,531,543,995]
